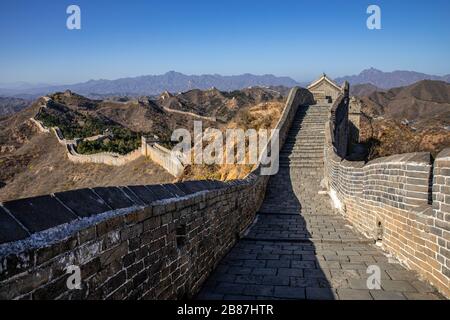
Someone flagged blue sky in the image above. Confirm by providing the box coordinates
[0,0,449,84]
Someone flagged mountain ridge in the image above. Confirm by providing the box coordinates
[336,67,450,89]
[0,71,299,98]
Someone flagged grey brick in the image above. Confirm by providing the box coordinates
[252,268,277,276]
[337,289,373,300]
[243,285,275,297]
[214,283,245,295]
[370,290,406,300]
[380,280,417,292]
[273,286,306,299]
[306,287,336,300]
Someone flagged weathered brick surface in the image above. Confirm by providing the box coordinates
[0,177,266,300]
[324,94,450,298]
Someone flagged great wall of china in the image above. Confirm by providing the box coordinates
[29,97,185,176]
[0,81,448,300]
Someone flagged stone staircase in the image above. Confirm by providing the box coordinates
[197,104,443,300]
[279,106,329,168]
[260,105,331,215]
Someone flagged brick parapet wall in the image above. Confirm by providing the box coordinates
[0,87,314,300]
[0,177,266,300]
[141,140,185,178]
[432,149,450,287]
[324,95,450,298]
[66,144,143,167]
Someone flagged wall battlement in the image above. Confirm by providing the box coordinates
[324,92,450,298]
[0,178,266,299]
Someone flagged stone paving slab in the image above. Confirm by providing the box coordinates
[92,187,135,209]
[54,188,111,217]
[145,184,177,200]
[0,206,29,244]
[126,185,159,204]
[197,237,443,300]
[2,195,77,233]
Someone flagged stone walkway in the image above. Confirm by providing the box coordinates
[197,105,443,300]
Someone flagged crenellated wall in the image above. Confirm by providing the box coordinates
[323,92,450,298]
[0,87,314,300]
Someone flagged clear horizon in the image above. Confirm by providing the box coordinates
[1,0,449,84]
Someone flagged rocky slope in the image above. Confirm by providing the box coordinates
[0,97,31,117]
[181,100,286,181]
[357,80,450,159]
[350,83,382,97]
[157,86,284,121]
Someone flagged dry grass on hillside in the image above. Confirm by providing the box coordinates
[180,101,285,181]
[360,116,450,160]
[357,80,450,160]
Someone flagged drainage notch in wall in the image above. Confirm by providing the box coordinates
[376,220,384,246]
[176,223,187,248]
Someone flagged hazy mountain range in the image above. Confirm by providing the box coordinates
[1,68,449,101]
[0,71,298,98]
[336,68,450,89]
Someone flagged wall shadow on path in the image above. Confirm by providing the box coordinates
[196,106,335,300]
